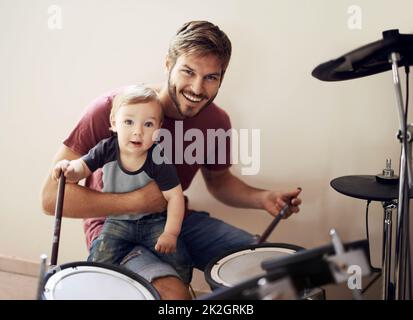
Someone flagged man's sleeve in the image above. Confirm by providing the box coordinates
[203,109,233,171]
[63,94,113,156]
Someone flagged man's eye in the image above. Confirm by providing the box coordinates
[183,69,194,75]
[206,75,218,81]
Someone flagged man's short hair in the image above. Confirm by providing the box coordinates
[168,21,232,78]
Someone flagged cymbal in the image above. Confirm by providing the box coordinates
[312,29,413,81]
[330,175,407,202]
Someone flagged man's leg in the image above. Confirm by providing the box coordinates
[181,211,257,270]
[120,245,192,300]
[152,276,192,300]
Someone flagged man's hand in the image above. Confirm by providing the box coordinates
[261,188,302,219]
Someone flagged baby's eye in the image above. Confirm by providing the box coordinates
[144,122,154,128]
[124,119,133,125]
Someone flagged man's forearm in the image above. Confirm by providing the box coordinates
[42,179,167,218]
[206,173,267,209]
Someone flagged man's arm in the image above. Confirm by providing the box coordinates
[41,145,167,218]
[201,167,301,219]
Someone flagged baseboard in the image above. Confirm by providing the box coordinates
[0,254,40,277]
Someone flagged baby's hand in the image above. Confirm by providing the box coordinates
[52,160,79,182]
[155,232,177,254]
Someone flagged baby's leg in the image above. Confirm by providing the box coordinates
[138,214,194,284]
[88,219,136,265]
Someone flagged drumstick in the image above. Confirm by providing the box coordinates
[257,204,290,244]
[50,173,66,266]
[257,189,301,244]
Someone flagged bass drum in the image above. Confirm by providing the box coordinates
[204,243,325,300]
[42,261,160,300]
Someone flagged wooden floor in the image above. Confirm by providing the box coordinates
[0,255,40,300]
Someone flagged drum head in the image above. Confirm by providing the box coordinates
[205,243,304,289]
[43,261,160,300]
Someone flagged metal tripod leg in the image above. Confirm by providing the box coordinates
[389,52,412,300]
[382,201,396,299]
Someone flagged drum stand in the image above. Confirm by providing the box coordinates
[381,200,396,299]
[313,29,413,300]
[390,52,412,300]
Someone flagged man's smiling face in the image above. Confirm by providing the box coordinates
[166,53,222,118]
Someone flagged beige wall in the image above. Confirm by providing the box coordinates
[0,0,412,279]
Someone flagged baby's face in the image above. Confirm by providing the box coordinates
[112,101,162,155]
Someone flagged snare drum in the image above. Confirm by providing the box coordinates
[204,243,325,300]
[205,243,303,289]
[42,261,160,300]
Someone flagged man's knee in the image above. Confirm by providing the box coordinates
[151,276,192,300]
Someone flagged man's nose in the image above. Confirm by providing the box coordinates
[191,77,203,95]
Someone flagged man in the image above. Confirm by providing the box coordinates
[41,21,302,299]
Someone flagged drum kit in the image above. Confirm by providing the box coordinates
[38,175,161,300]
[315,29,413,301]
[38,29,413,300]
[38,175,369,300]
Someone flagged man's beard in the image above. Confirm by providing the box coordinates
[167,73,217,118]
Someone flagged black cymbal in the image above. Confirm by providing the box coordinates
[312,29,413,81]
[330,175,403,202]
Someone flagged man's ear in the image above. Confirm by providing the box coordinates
[165,54,173,74]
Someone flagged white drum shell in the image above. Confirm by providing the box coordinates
[43,265,157,300]
[210,247,297,287]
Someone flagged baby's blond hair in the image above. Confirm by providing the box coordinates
[110,85,163,125]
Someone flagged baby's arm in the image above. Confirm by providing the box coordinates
[155,184,185,254]
[52,159,92,183]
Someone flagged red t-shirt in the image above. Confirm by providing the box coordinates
[64,88,232,249]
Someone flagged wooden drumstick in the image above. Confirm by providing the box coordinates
[50,173,66,266]
[257,204,290,244]
[257,189,301,244]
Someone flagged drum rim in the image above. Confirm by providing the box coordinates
[204,242,305,289]
[42,261,161,300]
